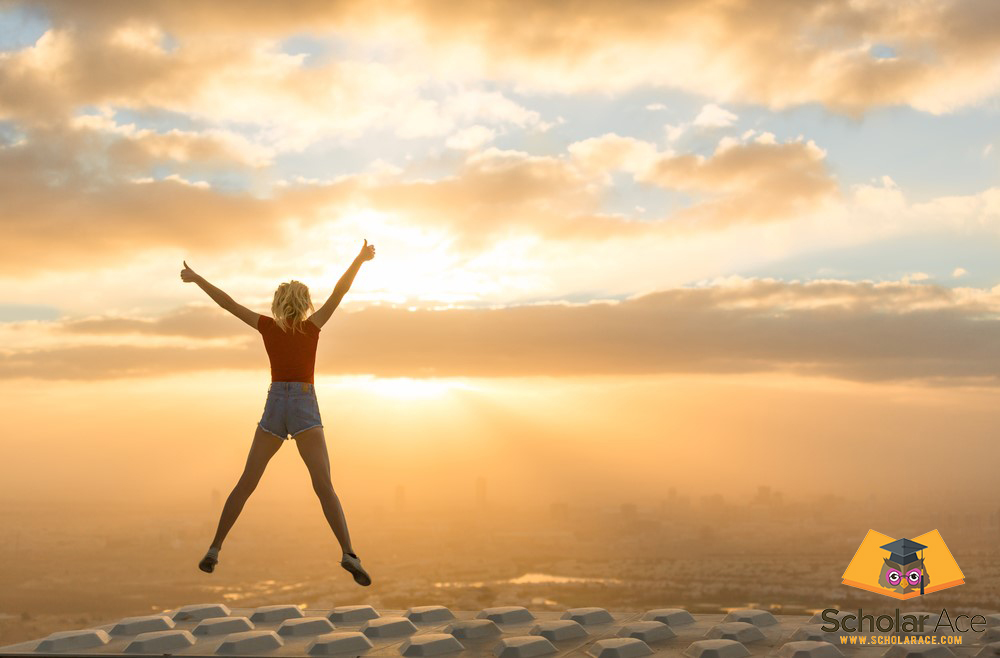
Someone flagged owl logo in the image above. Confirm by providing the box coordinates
[842,529,963,599]
[878,538,929,595]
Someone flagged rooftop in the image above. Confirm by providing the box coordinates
[2,604,998,658]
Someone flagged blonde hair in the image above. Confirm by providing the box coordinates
[271,280,315,334]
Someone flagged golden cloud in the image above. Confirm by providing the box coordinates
[7,279,1000,383]
[0,122,841,274]
[19,0,1000,114]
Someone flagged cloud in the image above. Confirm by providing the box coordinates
[7,115,991,285]
[0,26,417,148]
[4,101,997,293]
[59,305,246,339]
[7,279,1000,384]
[567,134,660,175]
[349,138,835,246]
[399,0,1000,114]
[693,103,738,128]
[358,148,629,246]
[664,123,686,142]
[68,113,276,168]
[393,91,545,140]
[0,124,360,274]
[445,125,496,151]
[571,132,839,227]
[0,20,547,154]
[6,0,998,121]
[1,2,993,284]
[648,140,837,225]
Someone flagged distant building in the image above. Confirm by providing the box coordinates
[394,485,405,512]
[476,477,487,510]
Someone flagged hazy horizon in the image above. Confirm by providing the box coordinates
[4,370,1000,509]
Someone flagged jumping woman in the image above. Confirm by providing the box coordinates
[180,240,376,586]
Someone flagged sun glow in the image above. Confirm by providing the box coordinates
[291,211,550,306]
[295,211,470,304]
[325,375,478,399]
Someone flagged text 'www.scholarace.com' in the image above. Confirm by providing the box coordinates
[839,636,964,645]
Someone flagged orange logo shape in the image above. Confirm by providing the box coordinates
[842,529,964,599]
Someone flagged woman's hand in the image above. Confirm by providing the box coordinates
[358,239,376,262]
[180,260,201,283]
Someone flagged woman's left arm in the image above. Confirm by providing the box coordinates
[181,261,261,329]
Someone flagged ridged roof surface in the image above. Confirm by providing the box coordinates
[2,603,997,657]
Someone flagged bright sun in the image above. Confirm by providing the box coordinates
[325,376,476,399]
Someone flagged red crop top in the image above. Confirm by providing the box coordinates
[257,315,320,384]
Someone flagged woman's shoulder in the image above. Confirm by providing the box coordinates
[257,315,317,335]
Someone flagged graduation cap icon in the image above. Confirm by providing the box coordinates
[842,529,963,599]
[880,538,928,595]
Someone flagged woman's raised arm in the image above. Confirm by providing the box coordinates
[181,261,261,329]
[308,240,375,329]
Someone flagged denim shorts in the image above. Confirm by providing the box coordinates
[258,381,323,440]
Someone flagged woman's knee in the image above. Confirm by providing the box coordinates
[234,473,262,495]
[311,477,335,497]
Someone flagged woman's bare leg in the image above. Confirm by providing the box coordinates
[293,426,354,555]
[209,426,284,549]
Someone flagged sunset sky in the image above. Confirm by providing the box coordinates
[2,1,1000,510]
